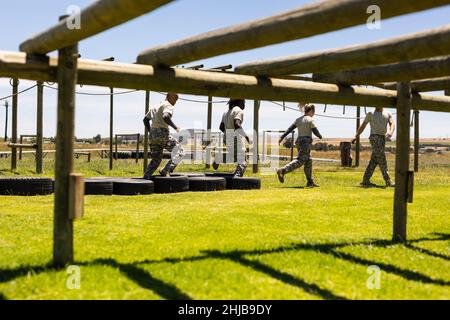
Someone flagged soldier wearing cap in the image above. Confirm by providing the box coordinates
[352,106,395,187]
[276,103,322,188]
[213,99,250,177]
[143,93,184,178]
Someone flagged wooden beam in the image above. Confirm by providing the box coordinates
[382,77,450,92]
[393,82,411,242]
[313,56,450,85]
[205,96,213,169]
[143,91,150,173]
[36,81,44,174]
[446,89,450,96]
[20,0,174,54]
[236,24,450,76]
[137,0,450,66]
[109,87,114,170]
[253,100,260,173]
[53,26,78,266]
[1,51,450,112]
[414,110,420,172]
[11,79,18,171]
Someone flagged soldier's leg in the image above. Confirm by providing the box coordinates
[374,136,393,185]
[362,136,378,184]
[144,143,163,179]
[234,137,248,177]
[161,134,185,175]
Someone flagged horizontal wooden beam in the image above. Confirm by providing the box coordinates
[137,0,450,66]
[7,143,37,149]
[313,56,450,85]
[382,77,450,92]
[19,0,174,54]
[235,24,450,76]
[1,51,450,112]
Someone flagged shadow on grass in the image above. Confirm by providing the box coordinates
[0,233,448,299]
[0,292,7,300]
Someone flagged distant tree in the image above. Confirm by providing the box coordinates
[93,134,102,144]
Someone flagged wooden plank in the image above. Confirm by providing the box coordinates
[393,82,411,243]
[414,110,420,172]
[137,0,450,66]
[143,91,150,173]
[382,76,450,92]
[7,143,37,148]
[313,56,450,85]
[407,171,414,203]
[355,107,361,167]
[1,51,450,112]
[236,24,450,76]
[11,79,18,171]
[53,26,78,266]
[253,100,260,173]
[205,96,213,169]
[109,87,114,170]
[68,173,85,220]
[20,0,174,54]
[36,81,44,173]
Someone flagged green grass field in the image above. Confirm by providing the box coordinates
[0,154,449,300]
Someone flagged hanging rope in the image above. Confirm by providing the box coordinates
[269,101,365,119]
[0,84,37,101]
[43,84,138,96]
[154,91,228,104]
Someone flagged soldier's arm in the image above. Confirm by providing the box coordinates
[352,122,368,143]
[234,119,250,143]
[388,117,395,136]
[162,112,179,131]
[279,123,296,143]
[143,117,151,132]
[219,121,225,133]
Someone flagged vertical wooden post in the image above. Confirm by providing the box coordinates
[290,131,295,161]
[135,133,140,163]
[36,81,44,174]
[115,134,118,160]
[445,90,450,96]
[413,110,420,172]
[109,87,114,170]
[252,100,260,173]
[205,96,213,168]
[53,15,78,266]
[355,106,361,167]
[143,91,150,173]
[11,79,18,171]
[393,82,411,243]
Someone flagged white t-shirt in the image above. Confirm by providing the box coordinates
[222,106,244,130]
[145,100,175,129]
[363,110,392,136]
[294,115,316,137]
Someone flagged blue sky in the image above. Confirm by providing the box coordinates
[0,0,449,139]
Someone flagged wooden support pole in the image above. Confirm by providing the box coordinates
[109,87,114,170]
[137,0,450,66]
[136,133,140,163]
[445,89,450,96]
[20,0,174,54]
[414,110,420,172]
[393,82,411,243]
[355,106,361,167]
[1,51,450,112]
[252,100,260,173]
[11,79,18,171]
[53,15,78,266]
[313,55,450,85]
[382,76,450,92]
[36,81,44,173]
[205,96,213,169]
[236,24,450,76]
[143,91,150,173]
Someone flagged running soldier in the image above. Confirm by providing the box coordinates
[143,93,184,179]
[213,99,250,177]
[276,103,322,188]
[352,106,395,187]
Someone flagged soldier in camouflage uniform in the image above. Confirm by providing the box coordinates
[352,106,395,187]
[276,104,323,188]
[143,93,184,179]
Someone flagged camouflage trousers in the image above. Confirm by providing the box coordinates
[213,133,248,177]
[363,134,392,184]
[281,136,313,182]
[144,128,184,178]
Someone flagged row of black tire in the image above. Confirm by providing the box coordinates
[0,173,261,196]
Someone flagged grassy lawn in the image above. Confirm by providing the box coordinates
[0,154,449,300]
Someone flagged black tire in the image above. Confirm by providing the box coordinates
[150,175,189,193]
[84,178,113,195]
[229,177,261,190]
[188,177,226,192]
[174,172,206,178]
[112,178,154,195]
[0,177,54,196]
[205,172,235,189]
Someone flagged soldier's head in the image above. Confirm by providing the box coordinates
[228,99,246,110]
[375,106,383,112]
[303,103,316,116]
[166,93,179,106]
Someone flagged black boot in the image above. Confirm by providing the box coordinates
[306,180,319,188]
